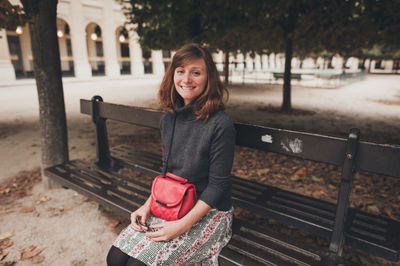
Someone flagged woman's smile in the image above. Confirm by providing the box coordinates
[174,58,207,105]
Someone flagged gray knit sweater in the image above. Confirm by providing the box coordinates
[160,97,236,211]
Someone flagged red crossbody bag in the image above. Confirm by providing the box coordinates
[150,116,198,221]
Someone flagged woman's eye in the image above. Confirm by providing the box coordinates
[176,70,184,74]
[193,71,201,76]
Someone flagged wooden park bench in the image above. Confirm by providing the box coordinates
[45,96,400,265]
[273,72,302,81]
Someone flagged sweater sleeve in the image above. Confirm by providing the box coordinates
[199,115,236,208]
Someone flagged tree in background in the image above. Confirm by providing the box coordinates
[249,0,325,111]
[1,0,68,188]
[118,0,249,85]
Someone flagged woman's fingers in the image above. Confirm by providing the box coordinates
[146,229,167,242]
[130,213,145,231]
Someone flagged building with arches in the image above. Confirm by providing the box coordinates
[0,0,168,81]
[0,0,398,82]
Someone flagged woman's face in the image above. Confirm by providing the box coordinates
[174,57,207,106]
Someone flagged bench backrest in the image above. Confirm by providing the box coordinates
[81,98,400,178]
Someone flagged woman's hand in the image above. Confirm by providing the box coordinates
[146,200,212,242]
[146,219,188,242]
[130,200,151,232]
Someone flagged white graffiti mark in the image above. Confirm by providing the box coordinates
[280,138,303,154]
[261,134,273,143]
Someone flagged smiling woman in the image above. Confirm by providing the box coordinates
[107,43,235,266]
[174,57,207,106]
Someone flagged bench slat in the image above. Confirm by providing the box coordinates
[80,99,162,129]
[220,219,347,266]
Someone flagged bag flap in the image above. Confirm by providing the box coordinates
[152,175,192,207]
[165,172,188,183]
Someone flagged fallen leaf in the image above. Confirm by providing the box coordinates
[0,251,9,261]
[37,196,51,204]
[290,174,301,181]
[312,190,328,198]
[367,205,380,215]
[1,260,17,266]
[355,185,366,192]
[20,245,45,260]
[385,208,393,218]
[256,168,270,175]
[20,206,35,213]
[294,168,306,176]
[0,239,13,249]
[0,232,14,242]
[110,220,121,228]
[311,176,321,182]
[0,186,11,195]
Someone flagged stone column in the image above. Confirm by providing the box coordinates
[262,54,269,71]
[102,0,120,78]
[70,0,91,79]
[0,30,16,81]
[19,24,33,74]
[151,50,164,76]
[236,53,244,71]
[129,31,144,76]
[214,51,223,72]
[254,54,262,72]
[246,54,253,72]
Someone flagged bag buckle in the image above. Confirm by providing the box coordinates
[156,199,167,207]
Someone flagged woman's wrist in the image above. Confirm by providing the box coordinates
[143,196,151,207]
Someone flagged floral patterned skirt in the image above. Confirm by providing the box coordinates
[113,208,233,266]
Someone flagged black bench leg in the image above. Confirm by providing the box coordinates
[329,128,360,256]
[92,95,111,169]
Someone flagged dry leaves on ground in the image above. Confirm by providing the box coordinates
[0,168,41,205]
[0,239,14,262]
[20,206,35,213]
[0,233,14,243]
[20,245,45,260]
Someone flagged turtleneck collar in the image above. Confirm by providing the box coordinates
[174,96,196,121]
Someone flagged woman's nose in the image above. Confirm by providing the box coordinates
[182,73,192,83]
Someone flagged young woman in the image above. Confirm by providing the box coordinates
[107,43,236,266]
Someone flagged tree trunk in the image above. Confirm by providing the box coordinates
[342,57,347,74]
[281,37,293,112]
[223,50,229,86]
[21,0,68,188]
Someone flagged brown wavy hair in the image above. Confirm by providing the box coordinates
[158,43,228,122]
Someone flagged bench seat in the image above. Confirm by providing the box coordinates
[110,144,400,261]
[273,72,302,80]
[45,159,348,266]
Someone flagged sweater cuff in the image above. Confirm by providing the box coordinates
[199,182,229,208]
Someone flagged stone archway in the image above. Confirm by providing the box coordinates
[116,26,130,75]
[85,22,105,76]
[6,23,33,78]
[57,18,74,77]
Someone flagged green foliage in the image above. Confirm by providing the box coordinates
[118,0,399,59]
[118,0,251,54]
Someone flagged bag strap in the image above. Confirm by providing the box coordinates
[162,115,177,176]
